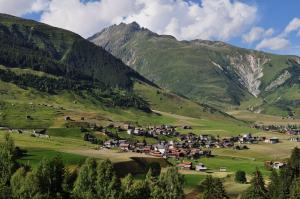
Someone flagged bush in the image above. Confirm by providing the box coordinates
[235,170,247,183]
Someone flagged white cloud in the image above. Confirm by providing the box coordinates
[256,37,290,50]
[242,26,274,43]
[37,0,258,39]
[284,17,300,34]
[0,0,38,16]
[31,0,50,12]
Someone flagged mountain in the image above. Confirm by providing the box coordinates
[0,13,240,129]
[89,22,300,118]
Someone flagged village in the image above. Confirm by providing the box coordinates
[96,123,298,171]
[2,117,299,173]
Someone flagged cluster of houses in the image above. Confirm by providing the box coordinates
[102,122,286,159]
[254,124,300,135]
[103,139,212,159]
[124,124,179,137]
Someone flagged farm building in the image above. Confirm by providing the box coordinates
[264,137,279,144]
[177,161,192,170]
[195,163,207,172]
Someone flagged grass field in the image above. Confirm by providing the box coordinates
[228,110,300,125]
[19,148,86,168]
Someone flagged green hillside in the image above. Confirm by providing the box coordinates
[90,22,300,118]
[0,13,242,130]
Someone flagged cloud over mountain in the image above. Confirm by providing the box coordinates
[0,0,258,40]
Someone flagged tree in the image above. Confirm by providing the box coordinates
[121,174,150,199]
[153,167,184,199]
[73,159,120,199]
[201,175,228,199]
[10,167,38,199]
[73,158,98,199]
[288,147,300,178]
[289,178,300,199]
[235,170,247,184]
[35,156,65,197]
[242,169,268,199]
[95,159,120,199]
[0,133,17,199]
[268,170,280,199]
[0,133,16,186]
[147,162,161,177]
[63,168,78,197]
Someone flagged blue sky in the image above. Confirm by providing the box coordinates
[1,0,300,55]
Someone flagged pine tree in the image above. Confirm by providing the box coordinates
[289,147,300,178]
[73,158,98,199]
[121,174,150,199]
[289,178,300,199]
[0,133,17,199]
[154,167,184,199]
[235,170,247,184]
[242,169,268,199]
[35,156,65,197]
[268,170,280,199]
[201,175,228,199]
[95,159,120,199]
[10,168,38,199]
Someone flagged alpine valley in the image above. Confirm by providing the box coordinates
[1,13,300,199]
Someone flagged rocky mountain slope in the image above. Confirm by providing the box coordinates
[89,22,300,117]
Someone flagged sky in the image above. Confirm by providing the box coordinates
[0,0,299,56]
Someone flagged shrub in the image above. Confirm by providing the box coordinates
[235,170,247,183]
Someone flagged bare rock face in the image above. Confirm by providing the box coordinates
[265,70,291,92]
[294,57,300,65]
[229,54,269,97]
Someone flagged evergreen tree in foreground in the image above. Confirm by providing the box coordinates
[268,170,280,199]
[151,167,185,199]
[201,175,228,199]
[121,173,150,199]
[242,169,268,199]
[0,133,17,199]
[267,147,300,199]
[10,168,38,199]
[73,158,121,199]
[289,177,300,199]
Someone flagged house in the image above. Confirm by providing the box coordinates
[272,162,286,169]
[118,140,128,144]
[119,143,130,151]
[219,167,227,172]
[154,144,167,154]
[104,139,118,148]
[177,161,192,170]
[127,129,134,135]
[183,125,192,129]
[290,137,300,142]
[143,146,151,154]
[150,151,163,157]
[265,137,279,144]
[195,163,207,171]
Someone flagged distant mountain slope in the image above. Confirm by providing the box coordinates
[0,14,154,89]
[0,13,239,124]
[89,22,300,117]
